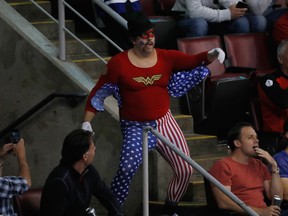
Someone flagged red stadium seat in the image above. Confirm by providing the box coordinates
[13,188,42,216]
[223,33,277,74]
[139,0,157,16]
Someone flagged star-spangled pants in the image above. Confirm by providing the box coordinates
[111,110,193,206]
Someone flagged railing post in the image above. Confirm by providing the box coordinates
[142,126,150,216]
[58,0,66,60]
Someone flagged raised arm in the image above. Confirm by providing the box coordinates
[14,138,31,187]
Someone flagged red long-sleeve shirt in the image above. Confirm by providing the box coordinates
[85,49,209,121]
[259,70,288,133]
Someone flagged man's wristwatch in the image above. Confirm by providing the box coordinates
[271,167,280,174]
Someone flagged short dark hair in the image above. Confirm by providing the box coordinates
[227,122,253,151]
[60,129,94,166]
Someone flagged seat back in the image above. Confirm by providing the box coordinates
[140,0,157,16]
[204,75,251,139]
[158,0,175,11]
[224,33,277,73]
[157,0,176,14]
[13,188,42,216]
[177,36,226,76]
[274,0,287,8]
[186,74,251,139]
[249,97,263,132]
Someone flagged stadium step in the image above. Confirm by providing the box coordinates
[7,0,109,81]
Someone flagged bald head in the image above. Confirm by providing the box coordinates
[277,40,288,73]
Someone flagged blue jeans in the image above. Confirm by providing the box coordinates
[246,14,267,32]
[177,15,267,37]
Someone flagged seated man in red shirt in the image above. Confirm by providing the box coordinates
[258,40,288,134]
[209,122,283,216]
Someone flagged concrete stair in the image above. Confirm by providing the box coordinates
[7,0,109,82]
[4,1,230,215]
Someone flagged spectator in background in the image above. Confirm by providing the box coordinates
[82,12,225,215]
[265,0,288,47]
[273,120,288,215]
[273,10,288,46]
[0,135,31,216]
[40,129,123,216]
[258,40,288,134]
[270,0,288,47]
[94,0,142,55]
[172,0,267,37]
[209,122,283,216]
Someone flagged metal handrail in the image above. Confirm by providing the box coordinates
[57,0,124,61]
[28,0,125,62]
[0,92,87,137]
[142,126,259,216]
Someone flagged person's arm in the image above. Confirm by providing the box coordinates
[185,0,232,22]
[0,143,13,176]
[211,185,247,213]
[255,147,283,200]
[82,67,117,131]
[211,182,281,215]
[82,76,105,132]
[14,138,31,187]
[274,152,288,201]
[266,168,283,201]
[82,111,96,132]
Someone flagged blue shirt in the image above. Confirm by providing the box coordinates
[274,150,288,178]
[0,176,29,216]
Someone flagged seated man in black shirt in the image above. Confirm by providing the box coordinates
[40,129,123,216]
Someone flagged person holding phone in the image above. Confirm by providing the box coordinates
[0,134,31,216]
[172,0,267,37]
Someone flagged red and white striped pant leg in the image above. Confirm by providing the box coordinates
[155,110,193,202]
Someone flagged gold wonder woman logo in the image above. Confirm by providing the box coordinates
[132,74,162,85]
